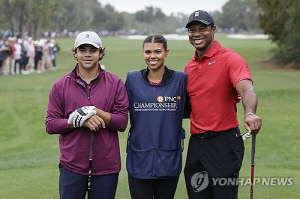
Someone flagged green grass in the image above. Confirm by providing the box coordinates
[1,35,299,198]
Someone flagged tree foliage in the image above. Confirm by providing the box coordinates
[0,0,60,38]
[0,0,267,40]
[135,6,166,23]
[0,1,185,37]
[258,0,300,68]
[92,4,125,31]
[213,0,259,33]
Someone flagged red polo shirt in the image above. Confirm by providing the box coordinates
[185,41,252,134]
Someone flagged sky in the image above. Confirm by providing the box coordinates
[98,0,229,15]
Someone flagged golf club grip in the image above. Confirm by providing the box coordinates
[89,132,95,159]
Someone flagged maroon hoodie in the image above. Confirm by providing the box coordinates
[45,65,129,175]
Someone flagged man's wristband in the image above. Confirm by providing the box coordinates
[245,112,255,117]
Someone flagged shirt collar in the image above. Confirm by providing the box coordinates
[74,64,102,83]
[141,66,173,84]
[193,41,221,60]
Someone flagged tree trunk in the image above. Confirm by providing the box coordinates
[19,15,24,38]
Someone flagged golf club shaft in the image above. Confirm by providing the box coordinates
[250,134,256,199]
[87,131,95,198]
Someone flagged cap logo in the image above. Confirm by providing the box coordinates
[86,34,89,38]
[195,12,199,17]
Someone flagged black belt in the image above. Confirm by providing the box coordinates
[192,131,221,138]
[192,128,239,139]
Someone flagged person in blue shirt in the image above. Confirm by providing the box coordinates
[125,34,187,199]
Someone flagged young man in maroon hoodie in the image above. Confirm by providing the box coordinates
[45,30,129,199]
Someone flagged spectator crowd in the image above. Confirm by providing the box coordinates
[0,36,58,76]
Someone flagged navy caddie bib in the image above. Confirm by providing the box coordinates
[125,70,187,179]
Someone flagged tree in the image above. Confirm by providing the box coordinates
[257,0,290,43]
[0,0,60,38]
[258,0,300,68]
[54,0,100,32]
[0,0,28,36]
[92,4,125,31]
[216,0,259,33]
[135,6,166,24]
[135,6,167,33]
[27,0,59,38]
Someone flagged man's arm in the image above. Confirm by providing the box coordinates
[236,79,262,134]
[79,78,129,132]
[81,109,110,132]
[45,83,71,134]
[84,79,129,132]
[105,79,129,132]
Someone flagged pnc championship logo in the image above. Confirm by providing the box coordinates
[134,95,181,111]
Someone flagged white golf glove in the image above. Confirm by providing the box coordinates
[242,132,251,140]
[68,106,96,128]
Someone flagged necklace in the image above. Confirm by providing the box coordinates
[148,76,162,85]
[149,80,161,85]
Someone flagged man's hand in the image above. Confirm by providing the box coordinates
[68,106,96,128]
[67,111,76,127]
[244,113,262,135]
[83,115,106,131]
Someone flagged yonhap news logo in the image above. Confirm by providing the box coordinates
[191,171,209,192]
[191,171,293,192]
[212,177,294,186]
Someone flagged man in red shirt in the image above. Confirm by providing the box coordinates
[183,10,262,199]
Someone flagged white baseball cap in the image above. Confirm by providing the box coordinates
[74,31,102,49]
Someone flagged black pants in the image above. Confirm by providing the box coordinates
[128,175,179,199]
[184,128,244,199]
[14,59,21,74]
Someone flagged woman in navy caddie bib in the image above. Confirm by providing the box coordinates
[125,34,187,199]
